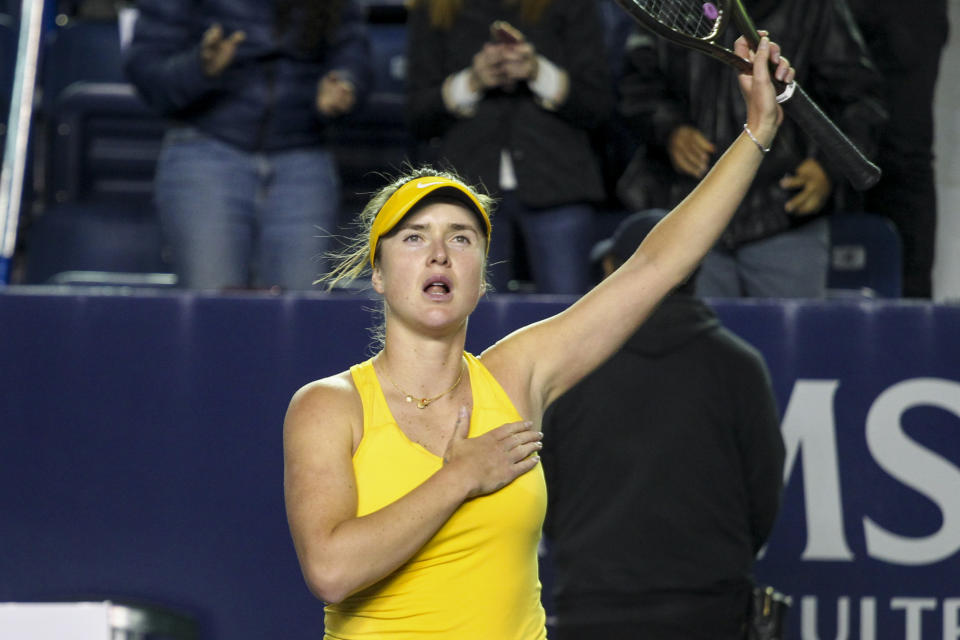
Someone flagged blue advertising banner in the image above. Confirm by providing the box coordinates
[740,302,960,640]
[0,291,958,639]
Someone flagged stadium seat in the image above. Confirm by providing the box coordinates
[40,18,127,113]
[827,212,903,298]
[39,17,168,206]
[46,81,168,204]
[22,200,172,286]
[26,17,171,286]
[0,2,17,23]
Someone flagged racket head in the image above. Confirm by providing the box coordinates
[614,0,733,45]
[615,0,748,70]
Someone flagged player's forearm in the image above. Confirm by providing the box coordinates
[296,464,471,604]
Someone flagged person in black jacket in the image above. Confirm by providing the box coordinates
[124,0,371,290]
[847,0,949,299]
[619,0,886,298]
[405,0,612,294]
[542,210,786,639]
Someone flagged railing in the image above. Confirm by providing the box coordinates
[0,0,45,283]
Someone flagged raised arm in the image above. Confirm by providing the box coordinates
[483,36,794,419]
[284,377,541,603]
[122,0,224,116]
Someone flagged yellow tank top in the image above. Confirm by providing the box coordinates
[322,352,547,640]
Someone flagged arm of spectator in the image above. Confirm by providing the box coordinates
[199,23,245,77]
[485,26,569,112]
[317,71,356,117]
[781,157,832,215]
[317,0,373,112]
[441,68,481,117]
[122,0,229,116]
[526,54,569,112]
[667,124,716,179]
[440,42,508,117]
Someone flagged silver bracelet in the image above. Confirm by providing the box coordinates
[743,123,770,154]
[776,80,797,104]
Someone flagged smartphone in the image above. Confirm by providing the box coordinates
[490,20,523,44]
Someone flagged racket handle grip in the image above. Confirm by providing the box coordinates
[781,82,881,191]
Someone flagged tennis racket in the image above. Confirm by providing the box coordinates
[613,0,881,190]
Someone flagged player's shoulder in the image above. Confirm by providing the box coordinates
[285,370,361,434]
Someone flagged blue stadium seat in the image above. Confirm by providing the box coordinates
[36,15,168,203]
[40,18,126,113]
[827,212,903,298]
[39,17,169,206]
[22,200,171,285]
[23,18,172,286]
[46,81,168,204]
[0,2,17,23]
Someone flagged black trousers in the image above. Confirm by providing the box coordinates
[552,589,750,640]
[553,621,746,640]
[852,0,949,298]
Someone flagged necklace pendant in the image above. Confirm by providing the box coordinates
[381,355,465,412]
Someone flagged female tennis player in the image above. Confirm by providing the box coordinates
[284,34,794,640]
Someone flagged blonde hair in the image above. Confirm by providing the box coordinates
[317,165,496,291]
[408,0,553,30]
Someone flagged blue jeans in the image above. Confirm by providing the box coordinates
[695,216,830,298]
[488,193,594,294]
[154,128,339,290]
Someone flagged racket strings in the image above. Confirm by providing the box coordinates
[633,0,721,39]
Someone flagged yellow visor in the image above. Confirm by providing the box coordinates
[369,177,491,267]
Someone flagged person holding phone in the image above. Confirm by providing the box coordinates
[406,0,613,295]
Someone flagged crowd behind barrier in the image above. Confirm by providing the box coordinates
[1,291,959,639]
[6,2,416,287]
[0,1,928,298]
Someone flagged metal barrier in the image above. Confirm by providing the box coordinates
[0,0,45,283]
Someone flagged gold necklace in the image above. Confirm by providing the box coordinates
[380,356,466,409]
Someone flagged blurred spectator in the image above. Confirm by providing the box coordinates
[405,0,612,294]
[619,0,886,298]
[124,0,371,290]
[542,210,785,639]
[848,0,949,298]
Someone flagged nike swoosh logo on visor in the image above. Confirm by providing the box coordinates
[416,182,447,189]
